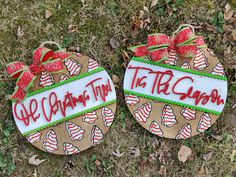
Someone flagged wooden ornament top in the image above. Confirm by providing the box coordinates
[12,52,117,155]
[124,47,227,139]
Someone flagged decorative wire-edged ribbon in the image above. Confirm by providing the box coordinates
[6,42,71,101]
[129,24,207,61]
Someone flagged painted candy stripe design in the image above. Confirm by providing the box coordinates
[66,122,85,141]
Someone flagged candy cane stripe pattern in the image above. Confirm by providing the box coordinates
[43,129,58,152]
[161,105,178,127]
[82,111,99,124]
[59,74,69,82]
[39,72,54,87]
[125,94,140,106]
[149,121,163,137]
[64,58,82,76]
[72,52,84,57]
[176,124,192,139]
[27,132,42,143]
[181,62,191,70]
[164,49,178,66]
[193,49,209,71]
[63,143,80,155]
[197,113,212,133]
[134,102,152,123]
[66,122,85,141]
[88,58,100,72]
[102,107,115,127]
[211,63,225,76]
[91,125,104,146]
[181,107,196,120]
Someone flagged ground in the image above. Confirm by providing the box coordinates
[0,0,236,177]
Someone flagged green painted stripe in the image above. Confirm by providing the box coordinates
[124,90,221,115]
[23,99,116,136]
[132,57,227,81]
[12,67,105,103]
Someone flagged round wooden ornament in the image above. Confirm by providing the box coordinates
[124,25,228,139]
[7,43,117,155]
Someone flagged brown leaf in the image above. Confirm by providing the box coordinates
[211,134,223,141]
[178,145,192,163]
[151,0,158,8]
[158,165,167,177]
[224,3,235,20]
[95,160,101,166]
[45,10,53,19]
[203,152,213,161]
[110,36,120,49]
[197,163,207,176]
[112,74,119,84]
[232,29,236,41]
[28,155,46,166]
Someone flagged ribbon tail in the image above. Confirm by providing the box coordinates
[129,45,148,57]
[12,86,27,102]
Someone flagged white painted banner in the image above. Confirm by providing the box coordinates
[124,60,227,114]
[13,70,116,135]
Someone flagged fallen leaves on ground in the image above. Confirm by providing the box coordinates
[178,145,192,163]
[224,3,235,20]
[112,74,119,83]
[28,155,46,166]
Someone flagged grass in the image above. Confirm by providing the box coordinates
[0,0,236,176]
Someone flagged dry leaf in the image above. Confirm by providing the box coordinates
[151,0,158,8]
[112,145,125,157]
[143,6,149,12]
[16,26,24,38]
[130,147,141,158]
[158,165,167,177]
[29,155,46,166]
[232,29,236,41]
[178,145,192,163]
[45,10,53,19]
[203,152,213,161]
[211,134,223,141]
[112,74,119,83]
[197,163,206,176]
[110,36,120,49]
[224,3,235,20]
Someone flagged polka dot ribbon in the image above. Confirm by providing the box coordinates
[6,45,71,101]
[129,24,207,61]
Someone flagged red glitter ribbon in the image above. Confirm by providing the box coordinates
[129,24,207,61]
[6,47,71,101]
